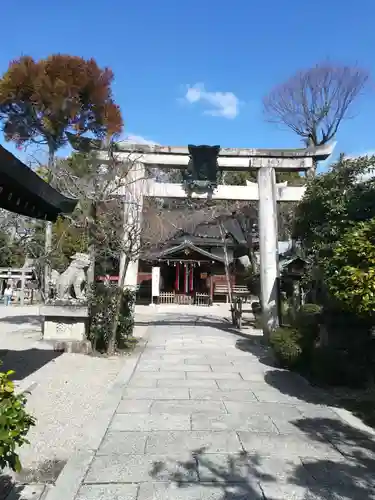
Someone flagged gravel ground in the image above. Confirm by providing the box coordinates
[0,305,144,485]
[16,352,125,482]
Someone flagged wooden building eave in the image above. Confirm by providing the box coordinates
[0,146,78,221]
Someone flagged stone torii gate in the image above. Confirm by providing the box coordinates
[105,142,335,337]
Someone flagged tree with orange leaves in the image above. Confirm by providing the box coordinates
[0,54,123,159]
[0,54,123,296]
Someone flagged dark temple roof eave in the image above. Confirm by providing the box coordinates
[0,146,78,221]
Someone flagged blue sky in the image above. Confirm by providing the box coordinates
[2,0,375,166]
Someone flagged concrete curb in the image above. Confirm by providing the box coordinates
[44,325,152,500]
[329,406,375,438]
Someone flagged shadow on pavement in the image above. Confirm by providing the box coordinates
[135,318,242,335]
[289,416,375,499]
[264,369,329,405]
[148,418,375,499]
[0,348,62,380]
[0,472,27,500]
[135,315,265,342]
[150,449,274,499]
[235,337,277,368]
[0,315,41,326]
[0,472,18,500]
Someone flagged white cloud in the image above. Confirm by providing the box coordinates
[121,134,159,145]
[183,83,240,119]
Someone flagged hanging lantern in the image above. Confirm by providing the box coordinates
[182,145,220,197]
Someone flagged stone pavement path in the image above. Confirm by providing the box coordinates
[73,314,375,499]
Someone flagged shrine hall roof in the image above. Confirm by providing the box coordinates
[142,215,259,262]
[171,217,256,246]
[145,240,231,264]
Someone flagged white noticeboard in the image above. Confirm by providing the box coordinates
[152,267,160,297]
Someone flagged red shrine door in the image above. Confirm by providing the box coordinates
[174,263,194,295]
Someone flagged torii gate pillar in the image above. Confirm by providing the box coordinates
[257,164,279,339]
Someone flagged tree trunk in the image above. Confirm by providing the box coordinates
[44,146,55,300]
[107,255,129,355]
[87,201,97,288]
[108,198,130,355]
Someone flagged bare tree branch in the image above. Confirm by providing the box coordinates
[263,62,369,147]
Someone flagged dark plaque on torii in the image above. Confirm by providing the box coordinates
[182,145,220,197]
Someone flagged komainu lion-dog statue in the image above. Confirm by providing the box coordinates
[50,253,91,301]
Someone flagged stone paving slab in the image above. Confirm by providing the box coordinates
[191,413,279,433]
[193,453,313,487]
[184,358,235,365]
[209,364,248,373]
[195,453,253,484]
[137,361,183,369]
[132,370,187,379]
[116,399,153,413]
[190,388,258,402]
[223,372,271,382]
[137,482,263,499]
[85,453,199,483]
[237,432,343,460]
[161,364,213,372]
[250,455,312,481]
[150,400,227,415]
[76,484,138,500]
[122,388,190,399]
[298,404,346,419]
[187,372,242,380]
[247,378,320,394]
[157,379,219,388]
[270,415,342,437]
[110,413,191,431]
[258,482,341,500]
[127,378,158,388]
[145,431,243,454]
[223,400,304,419]
[137,365,161,372]
[97,431,148,455]
[216,379,265,390]
[254,391,319,405]
[158,354,212,361]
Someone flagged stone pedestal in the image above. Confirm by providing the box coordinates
[40,304,91,353]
